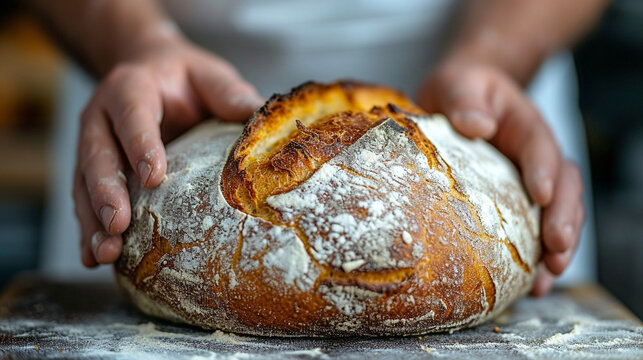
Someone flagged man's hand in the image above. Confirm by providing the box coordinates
[73,37,263,267]
[417,60,585,296]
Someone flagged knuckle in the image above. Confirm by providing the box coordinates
[131,129,155,149]
[90,179,121,205]
[78,126,109,164]
[102,64,154,99]
[127,131,158,161]
[545,218,570,252]
[78,140,100,170]
[119,101,146,124]
[208,56,239,78]
[105,63,139,85]
[221,82,256,101]
[552,226,567,244]
[113,103,153,136]
[545,254,566,275]
[548,231,566,252]
[230,79,255,93]
[79,142,118,172]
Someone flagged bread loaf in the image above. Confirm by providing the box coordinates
[114,81,540,336]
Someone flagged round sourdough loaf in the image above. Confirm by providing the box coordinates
[114,81,540,336]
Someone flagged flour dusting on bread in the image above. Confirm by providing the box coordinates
[115,81,540,337]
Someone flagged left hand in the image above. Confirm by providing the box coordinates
[73,37,263,268]
[417,59,585,296]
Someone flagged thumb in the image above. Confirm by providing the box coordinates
[418,71,497,140]
[189,57,264,122]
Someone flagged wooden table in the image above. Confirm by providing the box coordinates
[0,274,641,359]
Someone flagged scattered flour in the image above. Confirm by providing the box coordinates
[261,231,311,289]
[1,289,640,359]
[266,120,431,272]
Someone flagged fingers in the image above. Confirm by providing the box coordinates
[101,65,167,189]
[544,198,585,276]
[491,83,561,206]
[73,167,123,266]
[530,263,556,297]
[75,63,165,267]
[73,168,98,268]
[419,62,583,297]
[189,55,264,122]
[418,63,561,206]
[542,161,584,253]
[527,164,583,296]
[531,161,585,290]
[78,106,131,235]
[419,67,497,139]
[544,248,575,276]
[72,46,265,268]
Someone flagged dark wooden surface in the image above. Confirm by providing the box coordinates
[0,274,641,359]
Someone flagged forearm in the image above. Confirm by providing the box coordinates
[27,0,182,77]
[446,0,611,85]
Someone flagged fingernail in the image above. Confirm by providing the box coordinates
[228,94,265,110]
[138,161,152,186]
[100,205,115,231]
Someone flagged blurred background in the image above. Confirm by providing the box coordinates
[0,0,641,319]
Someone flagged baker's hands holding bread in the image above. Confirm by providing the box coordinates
[76,41,585,300]
[67,0,584,301]
[73,35,263,267]
[75,36,584,301]
[417,59,584,296]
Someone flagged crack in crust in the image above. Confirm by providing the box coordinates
[220,82,430,294]
[133,211,199,286]
[220,81,522,312]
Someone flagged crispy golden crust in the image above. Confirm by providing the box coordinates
[221,81,425,214]
[115,81,540,336]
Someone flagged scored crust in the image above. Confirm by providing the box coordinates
[115,81,540,336]
[221,81,426,217]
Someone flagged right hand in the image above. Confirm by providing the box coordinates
[73,36,264,267]
[417,59,585,296]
